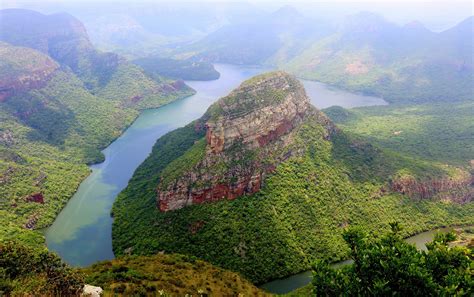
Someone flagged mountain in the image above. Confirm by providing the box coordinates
[16,2,266,57]
[178,6,332,65]
[0,8,193,101]
[157,72,333,211]
[133,56,220,81]
[0,9,194,247]
[285,13,473,103]
[112,72,473,284]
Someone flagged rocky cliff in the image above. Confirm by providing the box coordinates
[157,71,334,211]
[0,43,59,101]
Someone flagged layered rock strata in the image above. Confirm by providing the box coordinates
[157,71,333,211]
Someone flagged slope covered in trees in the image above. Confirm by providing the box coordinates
[0,10,194,248]
[112,73,473,284]
[285,14,473,103]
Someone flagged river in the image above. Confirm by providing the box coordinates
[260,227,455,294]
[45,64,387,267]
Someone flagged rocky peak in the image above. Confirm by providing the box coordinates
[204,71,311,153]
[157,72,332,211]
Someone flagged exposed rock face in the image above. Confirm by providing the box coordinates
[157,72,333,211]
[205,72,311,153]
[0,43,59,101]
[391,171,474,203]
[82,285,103,297]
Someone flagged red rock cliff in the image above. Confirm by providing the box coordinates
[157,71,333,211]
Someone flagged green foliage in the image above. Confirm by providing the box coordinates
[133,56,220,81]
[112,115,474,284]
[158,138,207,188]
[0,42,193,248]
[325,101,474,166]
[312,223,473,296]
[284,17,473,104]
[82,253,270,296]
[0,241,84,295]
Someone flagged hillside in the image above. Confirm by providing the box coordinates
[0,8,194,103]
[112,72,473,284]
[324,101,474,167]
[83,254,270,296]
[0,240,269,296]
[0,15,193,247]
[178,6,332,65]
[285,13,473,103]
[133,56,220,81]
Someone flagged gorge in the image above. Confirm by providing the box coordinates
[45,64,388,266]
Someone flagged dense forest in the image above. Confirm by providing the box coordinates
[112,75,473,283]
[0,3,473,296]
[0,10,194,249]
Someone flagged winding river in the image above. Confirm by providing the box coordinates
[260,227,456,294]
[45,64,387,284]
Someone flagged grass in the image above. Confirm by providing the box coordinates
[82,253,271,296]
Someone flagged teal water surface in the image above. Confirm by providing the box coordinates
[260,227,455,294]
[45,64,387,267]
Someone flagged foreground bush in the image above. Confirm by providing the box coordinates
[312,223,473,296]
[0,241,84,295]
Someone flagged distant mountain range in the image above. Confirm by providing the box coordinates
[176,10,473,103]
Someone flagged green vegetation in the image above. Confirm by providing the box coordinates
[0,240,269,296]
[206,71,298,120]
[0,42,193,248]
[0,241,84,295]
[285,15,473,104]
[112,114,473,284]
[133,56,220,81]
[312,223,473,295]
[324,101,474,166]
[83,254,270,296]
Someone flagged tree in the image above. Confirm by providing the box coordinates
[312,223,473,296]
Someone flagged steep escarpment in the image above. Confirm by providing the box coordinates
[0,9,194,103]
[157,72,333,211]
[113,71,473,284]
[0,10,194,249]
[0,43,59,101]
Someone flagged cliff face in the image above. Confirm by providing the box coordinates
[391,170,474,203]
[0,43,59,101]
[157,72,334,211]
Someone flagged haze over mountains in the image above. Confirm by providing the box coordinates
[0,2,473,296]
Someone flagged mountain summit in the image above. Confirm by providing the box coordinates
[157,72,333,211]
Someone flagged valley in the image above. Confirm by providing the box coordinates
[0,3,472,296]
[45,63,389,267]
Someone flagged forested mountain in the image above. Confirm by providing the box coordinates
[1,4,472,296]
[285,13,473,103]
[0,9,194,247]
[179,6,333,65]
[178,10,472,104]
[112,72,473,284]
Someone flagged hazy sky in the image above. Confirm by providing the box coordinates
[1,0,472,31]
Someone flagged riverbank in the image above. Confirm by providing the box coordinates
[263,225,474,295]
[44,64,268,266]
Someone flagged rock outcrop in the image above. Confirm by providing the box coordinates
[157,72,334,211]
[82,285,103,297]
[391,171,474,203]
[0,42,59,101]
